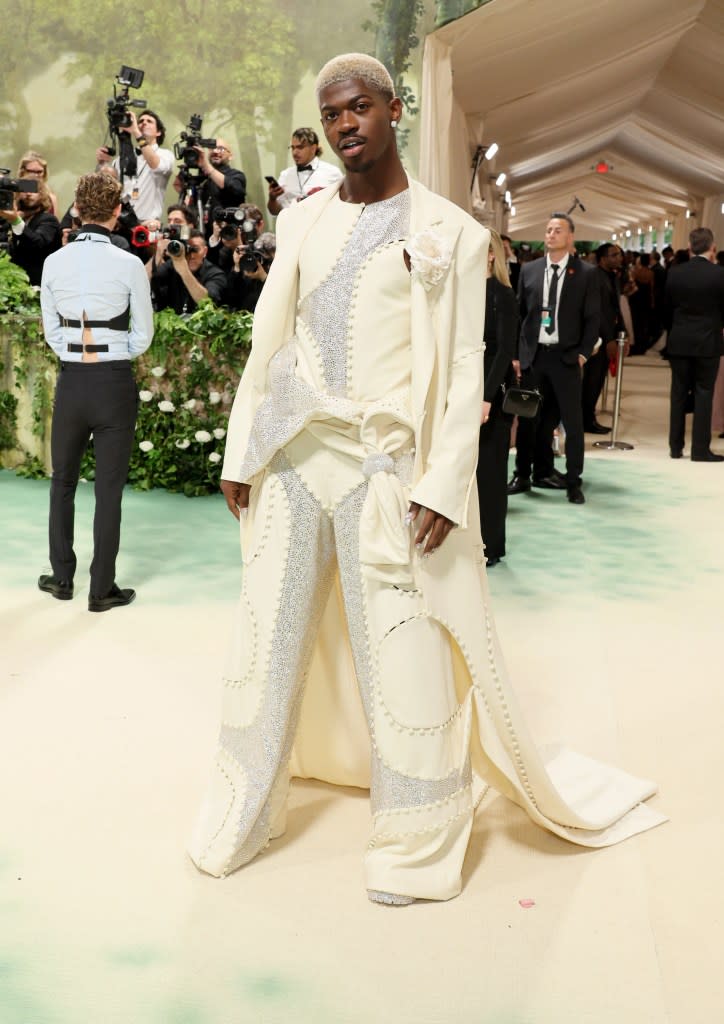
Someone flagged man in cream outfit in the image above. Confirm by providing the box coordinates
[189,55,664,904]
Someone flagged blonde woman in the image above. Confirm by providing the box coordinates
[17,151,59,215]
[476,228,519,567]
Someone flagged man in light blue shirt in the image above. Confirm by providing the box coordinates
[39,172,154,611]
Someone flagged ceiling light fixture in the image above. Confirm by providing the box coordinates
[495,172,506,187]
[484,142,499,160]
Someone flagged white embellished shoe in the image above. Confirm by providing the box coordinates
[367,889,415,906]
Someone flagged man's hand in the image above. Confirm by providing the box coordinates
[0,203,19,222]
[193,145,213,174]
[578,354,587,369]
[481,399,492,425]
[407,503,454,556]
[512,359,521,380]
[244,260,267,282]
[120,111,140,136]
[221,479,250,520]
[606,338,630,359]
[96,146,112,165]
[268,183,284,200]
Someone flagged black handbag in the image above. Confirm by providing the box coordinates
[501,383,542,418]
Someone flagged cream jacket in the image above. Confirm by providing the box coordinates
[221,176,489,527]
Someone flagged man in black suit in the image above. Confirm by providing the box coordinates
[508,213,600,504]
[665,226,724,462]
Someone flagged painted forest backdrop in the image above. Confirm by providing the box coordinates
[1,0,487,214]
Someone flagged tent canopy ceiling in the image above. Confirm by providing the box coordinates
[432,0,724,237]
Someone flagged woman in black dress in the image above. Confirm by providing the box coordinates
[476,229,519,567]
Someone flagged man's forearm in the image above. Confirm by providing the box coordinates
[204,165,225,189]
[176,266,208,304]
[143,146,161,170]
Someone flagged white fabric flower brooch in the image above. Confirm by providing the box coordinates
[406,229,453,291]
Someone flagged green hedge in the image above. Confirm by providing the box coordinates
[0,252,253,496]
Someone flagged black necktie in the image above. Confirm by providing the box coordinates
[298,163,313,172]
[546,264,559,335]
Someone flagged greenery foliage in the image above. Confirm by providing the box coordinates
[0,255,253,496]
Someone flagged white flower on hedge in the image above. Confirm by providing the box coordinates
[150,366,166,377]
[213,427,226,439]
[139,390,153,402]
[189,345,203,363]
[195,430,212,443]
[221,391,232,404]
[208,451,222,464]
[175,438,191,450]
[139,440,154,452]
[208,390,221,405]
[183,399,196,410]
[158,400,175,413]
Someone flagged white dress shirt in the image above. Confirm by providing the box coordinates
[538,252,569,345]
[276,157,343,211]
[41,229,154,362]
[113,145,174,221]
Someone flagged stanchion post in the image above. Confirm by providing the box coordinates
[593,332,634,451]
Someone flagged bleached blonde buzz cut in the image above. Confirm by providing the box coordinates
[315,53,395,105]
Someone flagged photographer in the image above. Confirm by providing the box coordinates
[191,139,246,235]
[225,230,275,313]
[207,202,264,271]
[267,128,342,216]
[1,180,61,285]
[151,228,226,314]
[96,110,173,222]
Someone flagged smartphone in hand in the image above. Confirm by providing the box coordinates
[265,176,280,189]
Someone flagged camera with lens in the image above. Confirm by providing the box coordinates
[174,114,216,179]
[105,66,146,152]
[167,238,190,257]
[238,246,270,273]
[216,208,256,244]
[162,223,190,242]
[102,66,146,181]
[0,169,39,211]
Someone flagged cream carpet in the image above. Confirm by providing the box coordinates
[1,353,721,1023]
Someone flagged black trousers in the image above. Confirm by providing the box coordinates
[581,345,609,427]
[476,394,513,560]
[668,354,719,457]
[49,361,138,595]
[515,347,584,486]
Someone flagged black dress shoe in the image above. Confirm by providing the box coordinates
[584,421,611,435]
[38,574,74,600]
[533,474,568,490]
[567,485,586,504]
[88,584,136,613]
[691,451,724,463]
[485,557,501,568]
[670,450,683,459]
[507,475,531,495]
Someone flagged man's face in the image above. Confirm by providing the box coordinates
[502,238,513,260]
[168,210,189,227]
[186,239,206,272]
[605,246,622,271]
[290,136,317,168]
[545,218,573,254]
[138,114,160,142]
[210,140,231,168]
[319,78,401,174]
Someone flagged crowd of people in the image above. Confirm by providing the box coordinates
[0,120,343,314]
[476,218,724,568]
[3,110,723,577]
